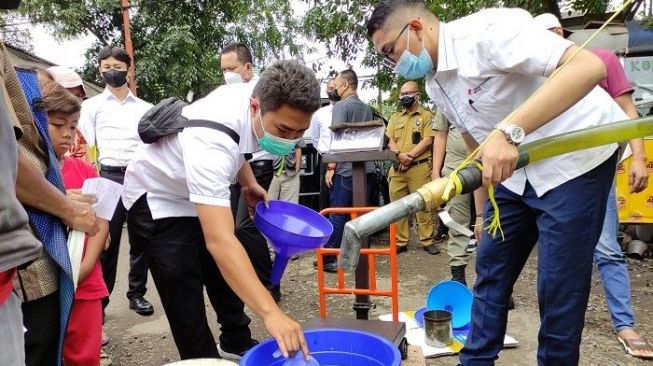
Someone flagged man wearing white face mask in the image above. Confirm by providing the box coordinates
[219,42,281,307]
[122,60,321,360]
[221,42,256,85]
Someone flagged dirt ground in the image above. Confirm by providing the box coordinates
[103,226,653,366]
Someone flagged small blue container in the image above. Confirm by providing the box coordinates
[240,328,401,366]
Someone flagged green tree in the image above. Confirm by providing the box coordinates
[301,0,613,104]
[18,0,304,102]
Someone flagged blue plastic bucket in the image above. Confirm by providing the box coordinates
[240,328,401,366]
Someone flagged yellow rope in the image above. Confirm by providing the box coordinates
[448,0,634,239]
[276,158,285,177]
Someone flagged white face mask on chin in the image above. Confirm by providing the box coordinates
[224,71,243,85]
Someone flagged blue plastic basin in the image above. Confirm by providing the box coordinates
[240,328,401,366]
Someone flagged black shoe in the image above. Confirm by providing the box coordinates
[451,265,467,286]
[218,339,259,360]
[508,296,515,310]
[396,245,408,254]
[434,226,449,243]
[267,284,281,303]
[466,239,478,254]
[129,296,154,316]
[323,262,338,273]
[423,244,441,255]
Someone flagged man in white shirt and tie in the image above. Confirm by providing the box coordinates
[78,46,154,317]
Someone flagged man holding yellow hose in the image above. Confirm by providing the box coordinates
[535,13,653,359]
[368,1,627,364]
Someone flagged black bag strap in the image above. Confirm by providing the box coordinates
[186,119,240,145]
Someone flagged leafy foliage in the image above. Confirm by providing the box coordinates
[9,0,617,105]
[17,0,304,102]
[300,0,613,108]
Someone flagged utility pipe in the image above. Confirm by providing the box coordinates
[338,116,653,271]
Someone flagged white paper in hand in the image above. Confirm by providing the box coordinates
[67,229,85,290]
[82,177,123,220]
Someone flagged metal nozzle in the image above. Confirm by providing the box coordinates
[338,178,453,271]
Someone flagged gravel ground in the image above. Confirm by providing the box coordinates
[103,226,653,365]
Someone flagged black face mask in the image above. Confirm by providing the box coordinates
[0,0,21,9]
[400,95,416,108]
[327,89,340,102]
[102,70,128,88]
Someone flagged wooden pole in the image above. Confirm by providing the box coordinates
[121,0,137,96]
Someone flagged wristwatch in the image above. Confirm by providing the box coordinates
[496,124,525,146]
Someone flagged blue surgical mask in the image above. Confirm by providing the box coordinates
[395,30,433,80]
[256,110,300,156]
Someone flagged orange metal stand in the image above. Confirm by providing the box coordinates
[316,207,400,322]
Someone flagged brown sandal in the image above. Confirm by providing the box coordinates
[618,336,653,359]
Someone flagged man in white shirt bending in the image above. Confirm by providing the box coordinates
[122,60,321,360]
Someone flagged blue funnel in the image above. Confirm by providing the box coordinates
[254,201,333,285]
[426,280,473,329]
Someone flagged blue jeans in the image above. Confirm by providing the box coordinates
[594,182,634,333]
[460,154,615,366]
[324,175,353,264]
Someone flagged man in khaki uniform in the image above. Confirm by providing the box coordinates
[386,81,438,255]
[432,110,471,284]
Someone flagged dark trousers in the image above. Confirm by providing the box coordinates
[318,159,330,211]
[459,154,616,366]
[366,171,381,206]
[229,161,274,287]
[323,174,353,264]
[99,169,149,307]
[127,195,252,359]
[23,291,59,366]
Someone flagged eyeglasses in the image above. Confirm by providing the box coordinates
[381,23,410,70]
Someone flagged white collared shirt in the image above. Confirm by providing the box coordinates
[425,8,624,197]
[121,82,259,219]
[78,88,153,167]
[309,104,334,154]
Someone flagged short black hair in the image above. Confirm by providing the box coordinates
[338,69,358,89]
[97,46,131,68]
[367,0,430,38]
[221,42,254,66]
[253,60,321,115]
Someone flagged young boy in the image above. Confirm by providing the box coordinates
[42,80,110,366]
